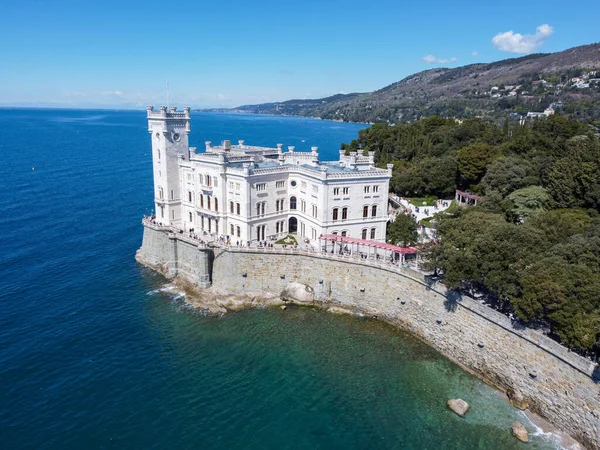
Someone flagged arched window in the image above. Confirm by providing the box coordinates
[290,196,297,210]
[200,195,204,208]
[189,212,193,222]
[214,198,218,212]
[188,191,192,202]
[207,197,211,210]
[236,203,240,215]
[362,229,367,239]
[332,208,338,221]
[257,204,261,216]
[341,231,347,237]
[372,205,377,217]
[237,226,241,237]
[230,201,234,213]
[363,205,368,218]
[370,228,376,239]
[159,187,164,200]
[261,203,265,215]
[342,207,348,220]
[230,224,234,235]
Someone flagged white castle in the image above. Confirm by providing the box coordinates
[147,106,393,244]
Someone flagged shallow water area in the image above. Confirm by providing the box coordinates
[0,108,563,449]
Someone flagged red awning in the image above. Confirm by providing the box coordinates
[320,234,417,254]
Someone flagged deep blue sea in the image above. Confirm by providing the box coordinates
[0,109,560,449]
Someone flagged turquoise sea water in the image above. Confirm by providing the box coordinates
[0,109,560,449]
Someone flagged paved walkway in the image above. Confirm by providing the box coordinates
[397,198,453,223]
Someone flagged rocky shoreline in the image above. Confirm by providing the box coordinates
[164,273,585,449]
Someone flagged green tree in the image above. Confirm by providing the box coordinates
[480,156,534,197]
[387,214,419,246]
[456,142,500,186]
[503,186,551,222]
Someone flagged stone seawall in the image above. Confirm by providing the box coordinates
[138,226,600,449]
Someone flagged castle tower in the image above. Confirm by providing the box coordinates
[147,106,191,228]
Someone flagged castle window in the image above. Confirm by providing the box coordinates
[290,196,297,210]
[170,190,174,200]
[171,210,175,220]
[370,228,376,239]
[372,205,377,217]
[215,198,218,212]
[237,226,241,238]
[312,205,317,218]
[363,205,368,218]
[229,182,235,190]
[342,207,348,220]
[207,197,211,210]
[261,202,266,215]
[332,208,339,221]
[160,206,164,218]
[188,191,192,202]
[373,185,379,193]
[276,180,286,188]
[200,195,204,208]
[257,204,261,216]
[230,224,234,235]
[213,176,218,187]
[256,183,266,191]
[189,212,193,222]
[230,201,234,213]
[333,187,340,196]
[341,231,347,237]
[159,187,164,200]
[343,187,349,195]
[215,221,218,234]
[362,229,367,239]
[236,203,240,215]
[364,186,370,193]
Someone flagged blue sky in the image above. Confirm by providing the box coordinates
[1,0,598,109]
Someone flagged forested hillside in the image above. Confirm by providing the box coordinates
[219,43,600,123]
[343,116,600,356]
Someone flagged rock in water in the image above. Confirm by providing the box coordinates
[507,388,528,410]
[446,399,470,417]
[511,422,529,443]
[280,282,314,304]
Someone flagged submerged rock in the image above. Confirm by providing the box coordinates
[446,399,470,417]
[510,422,529,443]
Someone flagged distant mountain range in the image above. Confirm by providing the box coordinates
[200,43,600,123]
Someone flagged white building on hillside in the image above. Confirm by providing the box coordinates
[147,106,393,244]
